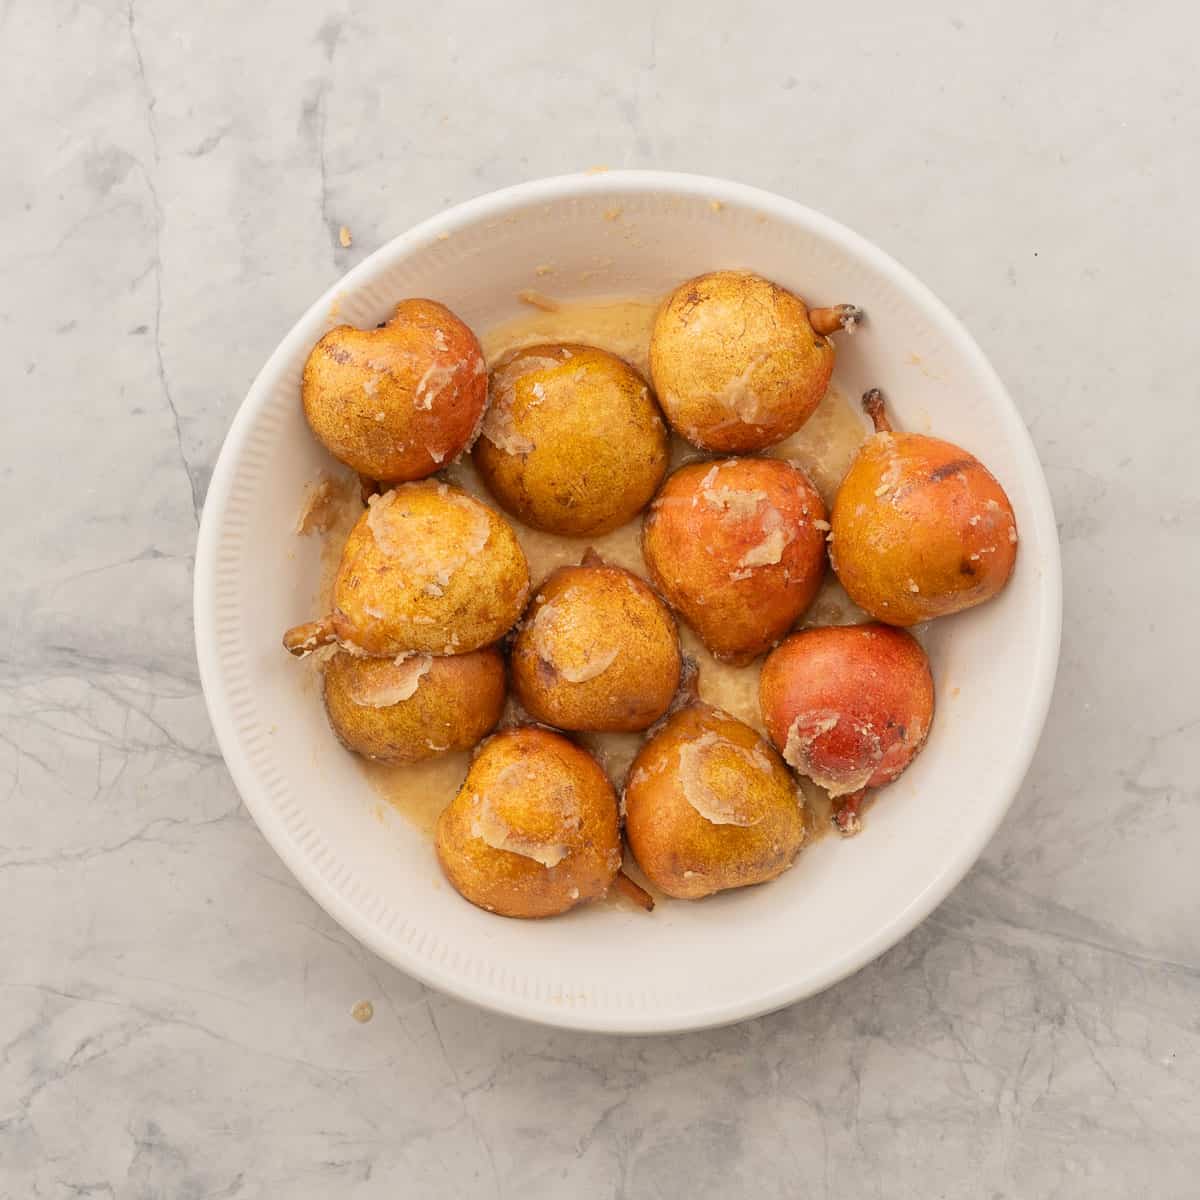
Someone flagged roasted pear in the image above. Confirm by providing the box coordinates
[323,647,506,763]
[642,457,827,665]
[623,698,805,899]
[759,623,934,835]
[435,726,623,918]
[282,481,529,658]
[510,550,681,733]
[302,299,487,482]
[830,390,1018,625]
[474,343,669,535]
[649,270,860,452]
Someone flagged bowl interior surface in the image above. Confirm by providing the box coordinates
[195,172,1060,1033]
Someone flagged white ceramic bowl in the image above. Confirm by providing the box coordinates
[194,171,1061,1034]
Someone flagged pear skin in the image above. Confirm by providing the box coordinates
[303,298,487,481]
[649,270,860,452]
[283,482,529,659]
[511,552,681,732]
[323,647,505,763]
[642,457,827,664]
[475,343,669,536]
[830,390,1017,625]
[435,727,622,918]
[759,623,934,835]
[624,702,805,899]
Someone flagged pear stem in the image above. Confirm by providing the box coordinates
[832,788,869,837]
[862,389,894,434]
[674,656,701,706]
[810,304,863,336]
[613,870,655,912]
[283,615,337,657]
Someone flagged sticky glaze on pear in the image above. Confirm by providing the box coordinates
[302,299,487,482]
[475,343,670,536]
[282,481,529,658]
[759,623,934,835]
[642,457,827,665]
[830,389,1018,625]
[511,550,681,732]
[323,647,506,764]
[435,726,623,918]
[624,697,805,899]
[649,271,861,453]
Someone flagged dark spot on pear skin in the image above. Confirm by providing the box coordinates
[960,558,977,577]
[928,459,976,483]
[323,343,353,365]
[679,287,704,320]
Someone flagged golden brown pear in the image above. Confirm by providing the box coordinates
[623,699,805,900]
[830,390,1018,625]
[322,647,506,764]
[282,481,529,658]
[649,270,860,452]
[435,726,623,918]
[759,623,934,835]
[474,343,670,535]
[302,299,487,482]
[510,551,682,732]
[641,457,827,664]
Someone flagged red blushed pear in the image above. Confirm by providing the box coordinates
[759,624,934,835]
[641,457,827,665]
[830,389,1018,626]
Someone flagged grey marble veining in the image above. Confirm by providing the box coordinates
[2,1,1198,1196]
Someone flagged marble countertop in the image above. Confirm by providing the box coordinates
[3,1,1197,1195]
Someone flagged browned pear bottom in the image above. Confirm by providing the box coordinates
[474,343,669,536]
[641,457,827,664]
